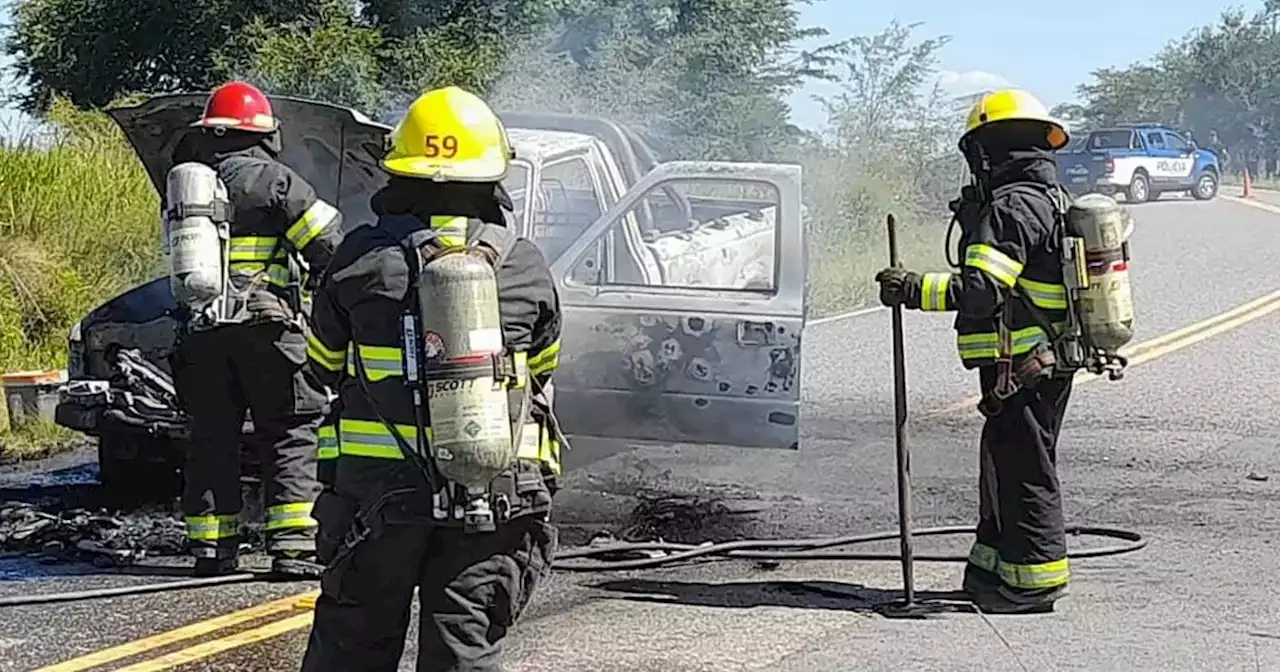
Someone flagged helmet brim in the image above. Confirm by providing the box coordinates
[380,155,510,182]
[190,118,278,133]
[958,118,1070,152]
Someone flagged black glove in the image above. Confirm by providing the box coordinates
[874,267,922,309]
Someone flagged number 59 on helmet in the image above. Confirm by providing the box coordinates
[382,87,515,182]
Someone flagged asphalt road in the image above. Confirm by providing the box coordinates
[4,194,1280,671]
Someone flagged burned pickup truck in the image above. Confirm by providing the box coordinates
[55,94,808,499]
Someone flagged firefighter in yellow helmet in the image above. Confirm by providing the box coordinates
[875,88,1074,614]
[299,86,563,671]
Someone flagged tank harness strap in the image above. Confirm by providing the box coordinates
[167,201,231,222]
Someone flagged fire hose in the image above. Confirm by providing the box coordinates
[0,523,1145,607]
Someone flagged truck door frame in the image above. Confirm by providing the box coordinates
[547,160,806,451]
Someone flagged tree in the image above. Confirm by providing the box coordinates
[219,4,387,112]
[1063,6,1280,168]
[5,0,328,112]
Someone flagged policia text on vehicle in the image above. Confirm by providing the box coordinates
[163,81,343,578]
[875,88,1136,614]
[298,87,564,672]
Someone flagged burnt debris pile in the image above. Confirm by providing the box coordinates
[0,501,263,566]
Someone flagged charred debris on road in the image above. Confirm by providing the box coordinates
[0,467,774,571]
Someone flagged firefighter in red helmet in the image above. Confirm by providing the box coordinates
[169,81,344,577]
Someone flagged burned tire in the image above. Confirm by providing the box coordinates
[97,434,183,505]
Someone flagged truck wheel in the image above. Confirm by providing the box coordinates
[1192,171,1218,200]
[1127,172,1151,204]
[97,435,183,505]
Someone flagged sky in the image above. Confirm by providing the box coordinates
[0,0,1266,135]
[786,0,1264,130]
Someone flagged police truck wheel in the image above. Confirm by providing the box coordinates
[1126,172,1150,204]
[1192,171,1218,201]
[97,435,183,505]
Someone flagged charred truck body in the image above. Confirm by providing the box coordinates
[55,94,809,499]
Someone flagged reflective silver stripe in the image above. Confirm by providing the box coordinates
[964,244,1023,287]
[920,272,951,311]
[286,200,340,250]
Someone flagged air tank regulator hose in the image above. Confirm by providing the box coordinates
[0,523,1145,607]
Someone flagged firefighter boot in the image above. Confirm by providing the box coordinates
[961,565,1002,600]
[974,584,1069,615]
[193,556,240,577]
[271,551,325,579]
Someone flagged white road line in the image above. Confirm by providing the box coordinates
[1221,194,1280,215]
[810,305,882,326]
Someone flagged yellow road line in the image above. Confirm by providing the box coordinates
[32,591,317,672]
[922,287,1280,418]
[110,612,315,672]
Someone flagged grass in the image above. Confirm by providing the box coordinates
[0,407,84,462]
[0,98,162,460]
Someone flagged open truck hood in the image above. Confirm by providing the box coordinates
[107,94,394,231]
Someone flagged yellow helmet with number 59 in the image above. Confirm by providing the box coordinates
[382,86,514,182]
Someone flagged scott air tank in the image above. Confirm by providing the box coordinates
[164,162,230,311]
[417,247,516,490]
[1065,193,1135,353]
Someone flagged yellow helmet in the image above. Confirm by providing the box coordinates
[382,86,514,182]
[961,88,1069,151]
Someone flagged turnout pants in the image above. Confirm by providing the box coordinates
[968,367,1072,593]
[300,512,557,672]
[174,321,326,558]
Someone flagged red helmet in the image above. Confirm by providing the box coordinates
[191,81,279,133]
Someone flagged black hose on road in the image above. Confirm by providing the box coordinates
[0,523,1145,606]
[550,524,1147,571]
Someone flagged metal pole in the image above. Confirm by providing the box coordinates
[886,213,916,606]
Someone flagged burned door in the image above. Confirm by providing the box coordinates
[549,161,806,451]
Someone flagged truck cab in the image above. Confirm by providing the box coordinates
[1063,124,1220,203]
[55,95,806,499]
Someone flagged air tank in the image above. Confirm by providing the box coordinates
[164,162,229,310]
[1066,193,1135,353]
[417,248,517,490]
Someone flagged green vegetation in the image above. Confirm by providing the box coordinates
[1,2,966,389]
[1052,2,1280,173]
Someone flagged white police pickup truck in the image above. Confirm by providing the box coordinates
[1056,123,1220,203]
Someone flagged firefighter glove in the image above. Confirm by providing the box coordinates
[875,267,922,309]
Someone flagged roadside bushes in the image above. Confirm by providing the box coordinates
[0,97,161,373]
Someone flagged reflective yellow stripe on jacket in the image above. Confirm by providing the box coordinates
[340,418,417,460]
[287,201,341,251]
[964,244,1023,287]
[228,236,291,288]
[344,344,534,388]
[1016,277,1068,310]
[306,331,347,372]
[957,325,1048,362]
[920,272,951,311]
[529,339,560,376]
[317,423,338,461]
[338,418,560,473]
[347,344,404,381]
